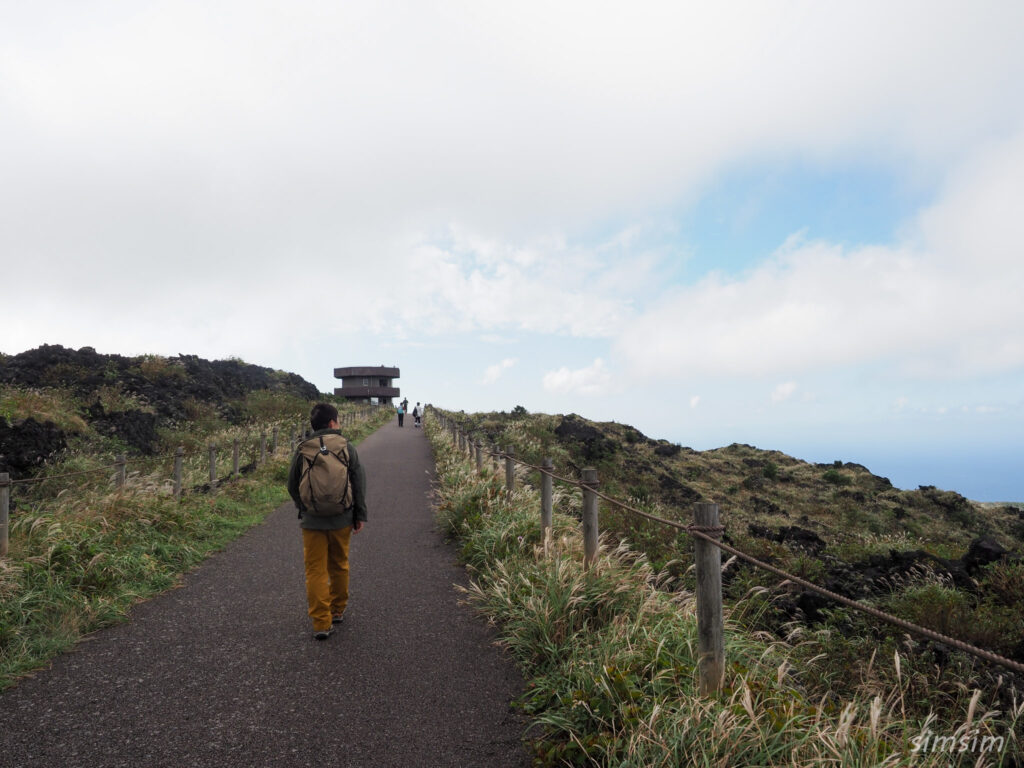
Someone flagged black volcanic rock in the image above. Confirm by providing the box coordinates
[554,414,619,462]
[0,344,321,475]
[86,402,161,455]
[961,536,1011,574]
[0,418,67,480]
[0,345,318,423]
[748,524,826,552]
[653,441,681,457]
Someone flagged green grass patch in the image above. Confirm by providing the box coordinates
[0,401,392,690]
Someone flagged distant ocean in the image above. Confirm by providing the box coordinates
[810,447,1022,504]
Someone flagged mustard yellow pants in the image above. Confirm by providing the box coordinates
[302,527,352,632]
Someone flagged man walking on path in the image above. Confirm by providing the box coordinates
[0,406,528,767]
[288,402,367,640]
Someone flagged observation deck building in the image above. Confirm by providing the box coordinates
[334,366,400,405]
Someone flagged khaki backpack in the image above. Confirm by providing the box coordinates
[297,433,353,516]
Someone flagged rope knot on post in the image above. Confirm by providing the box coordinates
[687,524,726,539]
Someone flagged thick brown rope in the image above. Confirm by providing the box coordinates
[8,451,187,486]
[694,527,1024,676]
[8,465,115,485]
[456,433,1024,677]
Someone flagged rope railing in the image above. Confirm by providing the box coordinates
[433,410,1024,686]
[5,449,188,486]
[3,425,286,487]
[0,404,386,557]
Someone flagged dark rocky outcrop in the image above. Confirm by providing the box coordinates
[854,549,973,591]
[750,496,786,517]
[914,485,976,525]
[748,524,826,553]
[0,345,318,423]
[554,414,619,462]
[656,471,702,505]
[653,442,681,458]
[0,344,321,476]
[85,402,161,455]
[0,418,68,480]
[961,535,1014,574]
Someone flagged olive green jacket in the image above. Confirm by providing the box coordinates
[287,428,368,531]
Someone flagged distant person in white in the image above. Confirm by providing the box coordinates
[412,403,422,428]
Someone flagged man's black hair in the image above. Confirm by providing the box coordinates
[310,402,339,431]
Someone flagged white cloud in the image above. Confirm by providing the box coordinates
[3,1,1024,401]
[690,395,700,409]
[614,127,1024,382]
[482,358,517,385]
[479,334,516,345]
[392,233,645,338]
[543,359,612,396]
[772,381,798,403]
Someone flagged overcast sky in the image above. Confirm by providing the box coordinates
[2,2,1023,500]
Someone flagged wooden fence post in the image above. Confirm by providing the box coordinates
[475,441,483,474]
[0,472,9,557]
[116,455,127,488]
[582,468,599,569]
[504,447,516,499]
[491,443,498,474]
[694,502,725,696]
[232,439,240,479]
[173,446,183,498]
[541,458,553,557]
[208,443,217,488]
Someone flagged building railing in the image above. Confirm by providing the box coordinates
[334,385,401,399]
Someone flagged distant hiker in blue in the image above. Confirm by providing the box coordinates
[288,402,368,641]
[396,402,405,427]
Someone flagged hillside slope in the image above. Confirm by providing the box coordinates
[0,344,319,479]
[444,408,1024,665]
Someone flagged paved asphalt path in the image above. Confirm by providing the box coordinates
[0,419,531,768]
